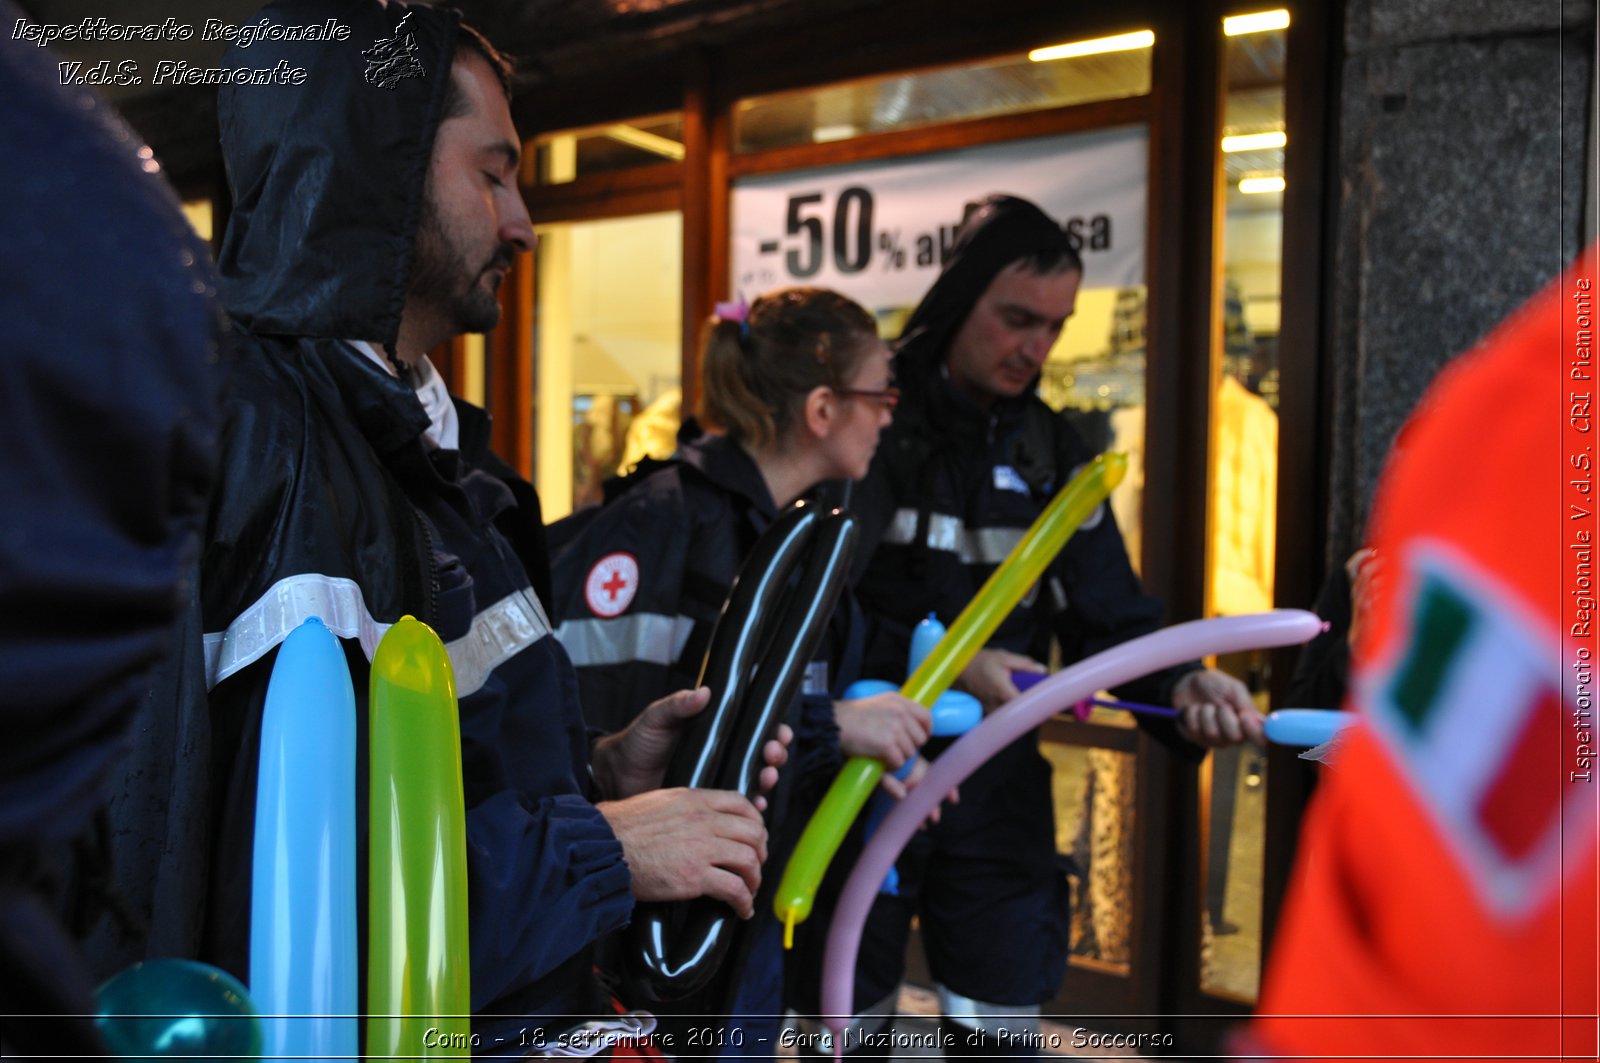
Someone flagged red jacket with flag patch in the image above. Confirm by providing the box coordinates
[1248,248,1600,1060]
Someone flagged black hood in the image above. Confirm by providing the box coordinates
[216,0,461,343]
[894,194,1077,376]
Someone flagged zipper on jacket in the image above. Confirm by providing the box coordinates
[410,502,440,628]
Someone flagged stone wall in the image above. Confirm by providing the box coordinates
[1325,0,1595,563]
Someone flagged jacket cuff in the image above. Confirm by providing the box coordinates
[546,794,634,915]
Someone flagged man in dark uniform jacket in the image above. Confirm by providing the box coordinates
[191,0,779,1043]
[829,194,1263,1054]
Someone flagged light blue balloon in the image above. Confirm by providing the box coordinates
[909,613,945,675]
[1264,708,1357,748]
[251,617,358,1061]
[846,615,981,894]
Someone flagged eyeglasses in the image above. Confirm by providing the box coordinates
[832,385,901,412]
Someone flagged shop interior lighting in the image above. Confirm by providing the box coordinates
[603,124,685,160]
[1029,29,1154,63]
[813,124,859,143]
[1221,130,1287,153]
[1223,10,1290,36]
[1239,174,1286,194]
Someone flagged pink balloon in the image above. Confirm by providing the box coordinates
[818,610,1324,1041]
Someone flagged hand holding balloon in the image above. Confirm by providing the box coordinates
[593,688,793,809]
[957,647,1046,710]
[598,786,769,916]
[620,505,859,1002]
[819,610,1324,1034]
[775,453,1127,942]
[1171,668,1266,746]
[835,691,931,768]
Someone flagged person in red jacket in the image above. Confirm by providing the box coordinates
[1245,246,1600,1061]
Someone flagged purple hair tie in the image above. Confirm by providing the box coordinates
[714,295,751,343]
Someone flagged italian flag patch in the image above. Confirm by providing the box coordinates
[1363,544,1578,916]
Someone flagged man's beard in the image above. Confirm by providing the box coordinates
[409,199,513,336]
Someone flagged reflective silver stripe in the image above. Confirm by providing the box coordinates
[204,573,389,690]
[447,589,552,698]
[203,573,551,697]
[936,985,1041,1038]
[970,525,1027,564]
[555,612,696,668]
[882,509,1026,565]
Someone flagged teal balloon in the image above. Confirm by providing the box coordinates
[96,958,263,1061]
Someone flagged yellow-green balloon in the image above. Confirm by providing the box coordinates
[367,616,472,1058]
[774,453,1127,942]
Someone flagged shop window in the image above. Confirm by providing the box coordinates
[181,199,213,243]
[730,126,1151,567]
[534,212,682,519]
[1043,740,1137,974]
[532,113,685,186]
[1199,7,1287,1006]
[734,29,1152,154]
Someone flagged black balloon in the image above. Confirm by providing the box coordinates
[667,504,818,788]
[722,512,858,798]
[621,502,859,1003]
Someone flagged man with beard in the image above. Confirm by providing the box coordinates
[199,0,781,1043]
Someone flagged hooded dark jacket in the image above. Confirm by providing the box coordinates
[0,12,225,1055]
[196,0,630,1033]
[832,194,1202,1006]
[854,195,1198,731]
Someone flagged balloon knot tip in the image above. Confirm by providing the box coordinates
[783,912,796,950]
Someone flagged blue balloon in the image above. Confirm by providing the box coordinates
[96,959,262,1061]
[845,615,980,894]
[250,617,358,1061]
[1264,708,1357,748]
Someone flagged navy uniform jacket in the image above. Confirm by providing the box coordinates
[850,195,1203,792]
[192,0,631,1035]
[0,13,224,1056]
[550,425,845,790]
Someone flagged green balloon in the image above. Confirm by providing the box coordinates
[95,958,262,1061]
[774,453,1127,941]
[367,616,473,1059]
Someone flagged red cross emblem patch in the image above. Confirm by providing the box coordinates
[585,552,639,618]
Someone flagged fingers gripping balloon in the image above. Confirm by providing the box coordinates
[775,453,1128,944]
[621,502,859,1003]
[367,617,472,1059]
[846,614,981,895]
[251,617,359,1061]
[820,611,1324,1037]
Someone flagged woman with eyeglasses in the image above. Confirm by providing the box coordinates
[548,286,930,1057]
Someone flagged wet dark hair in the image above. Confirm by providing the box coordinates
[698,287,879,447]
[1015,244,1084,277]
[443,22,514,118]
